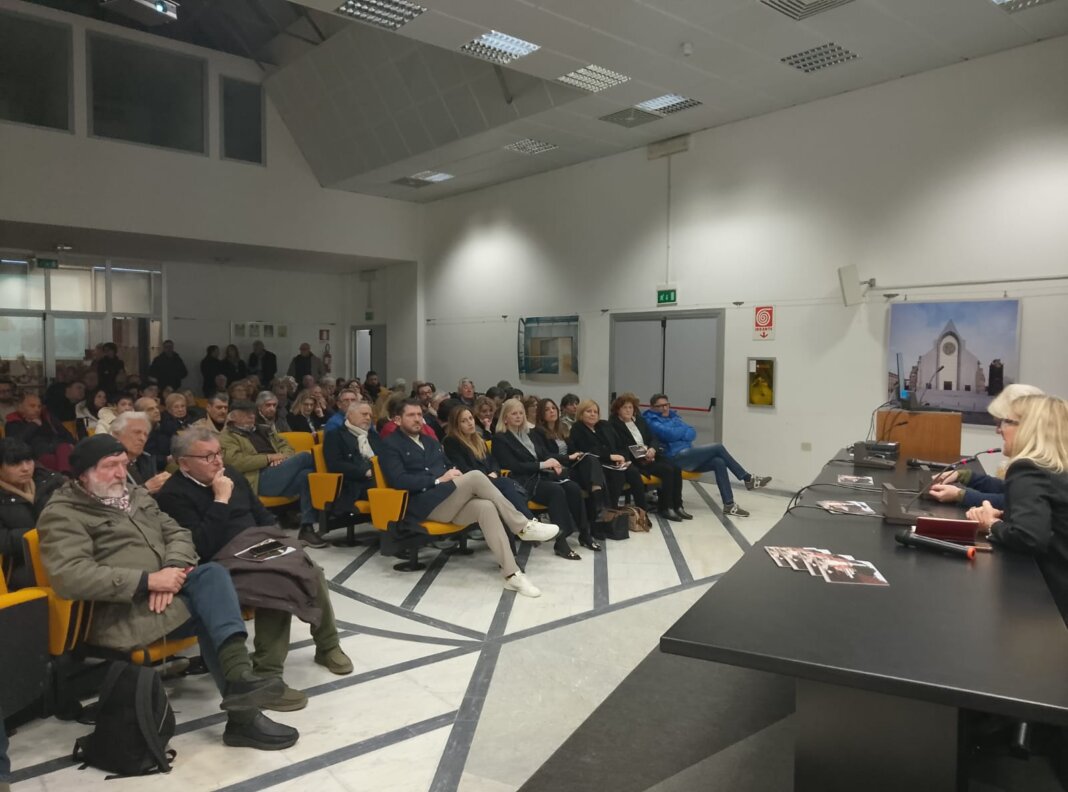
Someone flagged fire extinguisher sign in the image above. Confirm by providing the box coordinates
[753,306,775,340]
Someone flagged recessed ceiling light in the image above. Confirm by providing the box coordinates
[781,42,858,73]
[990,0,1058,11]
[558,65,630,93]
[411,170,453,183]
[599,108,662,128]
[335,0,426,31]
[634,94,702,115]
[460,31,540,65]
[1,258,29,265]
[504,138,558,155]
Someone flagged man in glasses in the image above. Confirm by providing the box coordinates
[157,427,352,714]
[643,393,771,517]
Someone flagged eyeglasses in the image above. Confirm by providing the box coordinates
[995,418,1019,428]
[183,451,223,463]
[653,402,670,409]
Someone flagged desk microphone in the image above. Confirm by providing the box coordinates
[883,448,1001,525]
[895,528,975,560]
[905,448,1002,510]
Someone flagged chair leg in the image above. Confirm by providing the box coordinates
[392,544,427,572]
[445,531,474,556]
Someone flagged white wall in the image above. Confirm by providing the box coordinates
[420,35,1068,488]
[347,262,419,385]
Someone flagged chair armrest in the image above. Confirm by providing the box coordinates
[368,487,408,531]
[308,472,342,510]
[0,587,48,609]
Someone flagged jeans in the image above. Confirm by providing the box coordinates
[672,444,750,505]
[167,563,249,694]
[258,451,315,525]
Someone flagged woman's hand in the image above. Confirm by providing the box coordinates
[966,500,1002,531]
[609,454,625,464]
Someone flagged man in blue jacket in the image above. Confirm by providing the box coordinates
[643,393,770,517]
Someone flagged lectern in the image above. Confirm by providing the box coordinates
[876,409,962,462]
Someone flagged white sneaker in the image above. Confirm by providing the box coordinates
[504,571,541,598]
[517,519,560,543]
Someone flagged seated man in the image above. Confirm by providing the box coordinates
[158,428,352,711]
[219,401,322,548]
[323,402,380,512]
[37,435,298,750]
[5,392,74,473]
[322,389,361,433]
[0,438,64,589]
[44,378,84,423]
[111,411,171,494]
[643,393,770,517]
[378,399,558,598]
[255,391,290,433]
[193,393,230,434]
[135,396,168,472]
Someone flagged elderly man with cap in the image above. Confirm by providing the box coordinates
[157,427,352,711]
[219,401,322,547]
[36,435,299,750]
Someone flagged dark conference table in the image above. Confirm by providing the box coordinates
[661,452,1068,792]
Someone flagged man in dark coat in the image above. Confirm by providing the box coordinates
[0,438,64,589]
[157,427,351,712]
[148,339,189,391]
[4,393,74,473]
[322,402,381,510]
[247,341,278,385]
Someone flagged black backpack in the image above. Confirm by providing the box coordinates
[73,661,177,778]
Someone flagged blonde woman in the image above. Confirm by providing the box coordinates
[287,389,325,434]
[443,405,533,521]
[569,398,648,514]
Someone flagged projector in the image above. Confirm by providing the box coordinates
[100,0,178,26]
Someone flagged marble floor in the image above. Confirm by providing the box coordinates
[6,479,788,792]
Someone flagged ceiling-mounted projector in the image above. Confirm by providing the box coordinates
[100,0,178,26]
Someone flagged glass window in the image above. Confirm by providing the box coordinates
[221,77,264,164]
[0,257,46,310]
[0,315,46,390]
[50,263,99,312]
[89,34,205,154]
[110,266,158,314]
[54,316,108,372]
[0,11,71,131]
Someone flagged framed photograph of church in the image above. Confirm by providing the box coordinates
[887,299,1021,426]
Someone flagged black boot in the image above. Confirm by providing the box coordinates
[659,506,682,522]
[674,507,693,520]
[223,711,300,750]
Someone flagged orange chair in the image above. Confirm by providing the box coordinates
[309,442,372,545]
[369,457,469,571]
[0,556,50,720]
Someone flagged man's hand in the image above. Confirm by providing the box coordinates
[934,470,960,485]
[645,448,656,460]
[266,453,285,467]
[144,471,171,495]
[439,468,462,483]
[967,500,1003,531]
[212,470,234,502]
[148,591,175,614]
[147,567,187,593]
[927,483,964,503]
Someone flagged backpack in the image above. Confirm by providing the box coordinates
[73,661,176,778]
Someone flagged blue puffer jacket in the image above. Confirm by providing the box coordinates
[642,408,696,458]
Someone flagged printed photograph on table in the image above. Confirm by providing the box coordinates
[517,315,579,383]
[747,357,775,407]
[887,300,1020,425]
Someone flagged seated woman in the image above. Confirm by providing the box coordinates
[609,393,691,521]
[442,405,533,522]
[95,393,134,436]
[967,394,1068,614]
[159,392,193,442]
[492,398,597,558]
[181,389,206,422]
[643,393,769,517]
[287,389,326,434]
[473,396,498,442]
[928,383,1045,510]
[0,438,64,590]
[74,386,109,438]
[522,396,539,430]
[570,398,649,515]
[534,397,609,523]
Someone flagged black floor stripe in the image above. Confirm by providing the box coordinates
[654,512,694,585]
[401,550,450,611]
[333,620,480,648]
[327,580,486,640]
[330,543,380,585]
[593,537,609,609]
[217,710,458,792]
[689,481,751,552]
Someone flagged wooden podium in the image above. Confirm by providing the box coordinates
[876,410,962,463]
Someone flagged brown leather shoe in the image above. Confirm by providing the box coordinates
[314,646,353,675]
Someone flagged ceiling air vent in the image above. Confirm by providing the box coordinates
[781,42,858,73]
[504,138,558,155]
[600,108,662,128]
[990,0,1059,12]
[760,0,856,21]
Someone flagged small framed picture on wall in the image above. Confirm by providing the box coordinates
[747,357,775,408]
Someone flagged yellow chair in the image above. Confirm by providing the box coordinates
[195,398,208,409]
[309,443,372,545]
[0,556,50,720]
[280,431,315,454]
[369,457,468,571]
[62,420,77,438]
[682,470,702,481]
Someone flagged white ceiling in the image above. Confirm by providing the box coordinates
[270,0,1068,202]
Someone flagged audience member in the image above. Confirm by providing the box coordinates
[248,340,277,385]
[380,392,436,440]
[158,428,353,710]
[96,393,135,436]
[415,382,434,412]
[300,374,317,392]
[221,344,248,384]
[378,399,556,597]
[201,345,223,396]
[453,378,476,407]
[503,387,524,401]
[228,380,253,403]
[95,342,125,393]
[42,366,76,416]
[0,438,64,590]
[643,393,769,517]
[288,344,326,383]
[181,389,206,421]
[322,389,361,432]
[287,389,326,434]
[610,393,691,521]
[256,391,291,433]
[74,386,109,438]
[322,402,380,511]
[141,382,160,402]
[492,398,593,558]
[560,393,580,428]
[534,397,609,524]
[44,378,83,423]
[472,396,497,441]
[0,379,18,422]
[360,370,380,402]
[570,398,649,513]
[111,411,171,493]
[148,340,189,391]
[219,401,322,547]
[484,386,502,406]
[193,393,230,434]
[319,377,338,403]
[5,393,74,473]
[522,395,538,429]
[159,392,193,443]
[135,396,169,471]
[37,434,298,750]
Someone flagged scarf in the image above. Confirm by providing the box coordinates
[508,428,536,457]
[79,481,133,513]
[345,420,375,460]
[0,476,35,504]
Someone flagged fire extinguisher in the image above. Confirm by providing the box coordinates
[322,343,332,373]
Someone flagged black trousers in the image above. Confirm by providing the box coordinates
[567,455,608,522]
[636,457,684,509]
[604,464,647,510]
[530,477,589,540]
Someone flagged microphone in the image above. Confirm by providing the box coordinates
[883,448,1002,525]
[895,528,975,559]
[903,447,1002,511]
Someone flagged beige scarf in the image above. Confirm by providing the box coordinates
[0,476,35,504]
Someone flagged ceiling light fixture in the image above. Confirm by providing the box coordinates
[634,94,702,115]
[558,65,630,93]
[760,0,856,21]
[599,108,662,128]
[335,0,426,31]
[411,170,453,183]
[990,0,1058,11]
[504,138,558,155]
[781,42,858,73]
[461,31,540,65]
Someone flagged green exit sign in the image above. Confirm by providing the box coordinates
[657,288,677,305]
[35,257,59,269]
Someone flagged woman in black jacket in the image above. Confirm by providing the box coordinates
[569,398,649,513]
[492,398,598,558]
[200,345,223,396]
[0,438,64,589]
[287,389,326,434]
[609,393,691,521]
[221,344,248,385]
[442,406,533,521]
[534,397,609,523]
